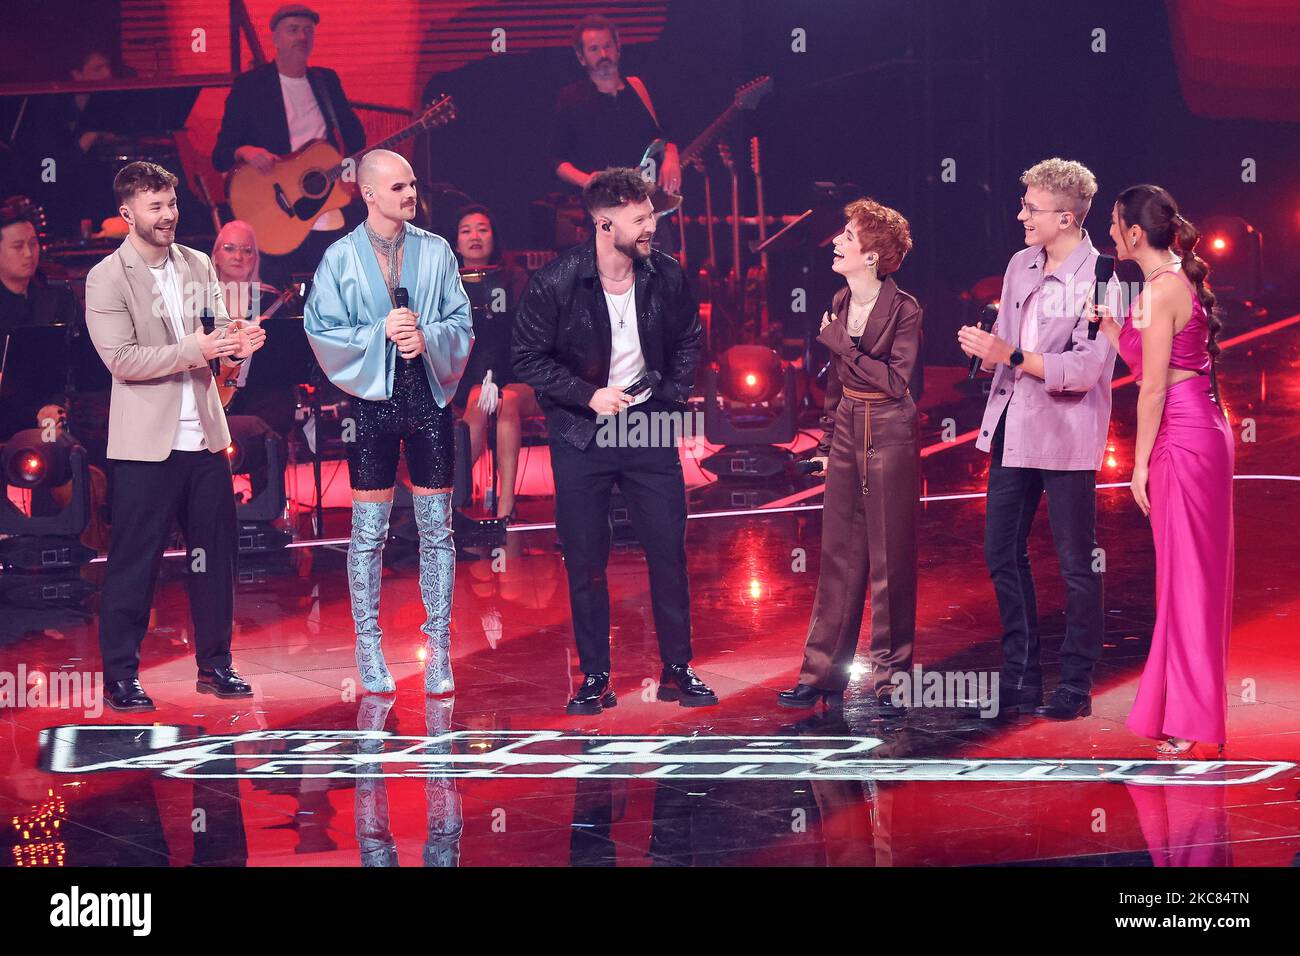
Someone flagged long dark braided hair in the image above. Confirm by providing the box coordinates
[1115,184,1222,405]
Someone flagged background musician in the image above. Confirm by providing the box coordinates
[212,4,365,287]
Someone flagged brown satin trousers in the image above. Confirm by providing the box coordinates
[798,387,920,693]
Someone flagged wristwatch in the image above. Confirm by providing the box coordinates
[1009,349,1025,367]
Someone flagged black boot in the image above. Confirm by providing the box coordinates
[566,673,616,716]
[1033,687,1092,720]
[656,664,718,707]
[105,678,155,712]
[777,683,842,709]
[197,666,254,699]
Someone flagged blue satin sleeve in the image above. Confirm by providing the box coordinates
[415,240,473,407]
[303,248,393,401]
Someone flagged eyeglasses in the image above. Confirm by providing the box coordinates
[220,243,254,255]
[1019,199,1068,218]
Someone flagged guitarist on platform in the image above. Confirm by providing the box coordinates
[212,4,365,287]
[548,14,681,248]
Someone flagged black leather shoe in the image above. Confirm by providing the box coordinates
[981,687,1043,718]
[105,678,155,712]
[657,664,718,707]
[777,683,842,709]
[566,673,616,716]
[197,666,254,698]
[1033,687,1092,720]
[872,689,911,717]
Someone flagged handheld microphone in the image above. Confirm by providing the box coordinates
[794,458,825,476]
[200,309,221,377]
[1088,255,1115,341]
[393,287,417,362]
[623,369,662,397]
[968,304,998,381]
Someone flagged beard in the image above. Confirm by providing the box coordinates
[614,233,653,261]
[135,219,175,248]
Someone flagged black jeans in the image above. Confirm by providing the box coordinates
[984,410,1104,697]
[99,449,237,682]
[548,400,692,674]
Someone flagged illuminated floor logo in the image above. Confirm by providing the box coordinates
[37,726,1293,785]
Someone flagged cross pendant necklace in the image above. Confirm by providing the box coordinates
[609,290,633,330]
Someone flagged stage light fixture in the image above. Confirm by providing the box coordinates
[702,345,799,479]
[225,415,291,554]
[0,430,96,605]
[1199,215,1263,302]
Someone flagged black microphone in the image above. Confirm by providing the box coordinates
[393,287,417,363]
[623,369,662,397]
[200,309,221,378]
[968,304,998,380]
[794,458,825,476]
[1088,255,1115,340]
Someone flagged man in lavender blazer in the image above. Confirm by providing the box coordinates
[958,158,1121,721]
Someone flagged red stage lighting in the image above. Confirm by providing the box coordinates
[717,345,784,405]
[18,451,45,485]
[1210,236,1228,252]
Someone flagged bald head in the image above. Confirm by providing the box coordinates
[358,149,418,226]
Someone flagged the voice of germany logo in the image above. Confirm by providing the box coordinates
[37,726,1293,785]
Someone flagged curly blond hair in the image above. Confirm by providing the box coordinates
[1020,158,1098,219]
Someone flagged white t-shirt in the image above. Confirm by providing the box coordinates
[149,258,207,451]
[279,72,343,232]
[604,285,649,408]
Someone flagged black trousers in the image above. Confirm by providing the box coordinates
[99,449,237,682]
[984,410,1104,697]
[548,401,692,674]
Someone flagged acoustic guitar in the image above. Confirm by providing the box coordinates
[226,94,457,256]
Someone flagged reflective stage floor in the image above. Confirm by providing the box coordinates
[3,311,1299,868]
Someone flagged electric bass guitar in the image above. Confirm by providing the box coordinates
[227,94,457,256]
[639,76,772,217]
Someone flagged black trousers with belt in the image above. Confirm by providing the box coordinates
[548,398,692,674]
[99,449,237,683]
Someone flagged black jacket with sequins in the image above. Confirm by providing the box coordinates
[512,237,704,450]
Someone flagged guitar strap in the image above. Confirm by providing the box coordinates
[307,68,343,151]
[625,76,660,129]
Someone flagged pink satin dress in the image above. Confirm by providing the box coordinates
[1118,272,1235,745]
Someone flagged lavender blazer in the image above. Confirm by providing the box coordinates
[974,231,1122,471]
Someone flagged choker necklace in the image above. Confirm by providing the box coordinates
[365,220,405,296]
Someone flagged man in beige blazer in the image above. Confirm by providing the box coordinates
[84,161,266,711]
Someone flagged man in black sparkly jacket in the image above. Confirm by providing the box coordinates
[512,167,716,715]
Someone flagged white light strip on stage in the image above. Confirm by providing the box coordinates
[76,474,1300,560]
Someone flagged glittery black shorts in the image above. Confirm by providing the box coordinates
[347,358,454,491]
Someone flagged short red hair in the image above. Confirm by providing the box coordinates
[844,198,912,277]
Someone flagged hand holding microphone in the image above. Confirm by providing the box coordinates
[198,309,236,372]
[963,304,999,380]
[1087,255,1115,341]
[389,287,424,359]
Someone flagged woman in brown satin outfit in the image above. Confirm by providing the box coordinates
[779,199,922,711]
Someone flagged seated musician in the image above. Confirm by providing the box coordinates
[0,196,78,329]
[451,204,537,521]
[212,220,296,438]
[212,4,365,286]
[0,196,79,442]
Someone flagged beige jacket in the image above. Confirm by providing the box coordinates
[84,238,236,461]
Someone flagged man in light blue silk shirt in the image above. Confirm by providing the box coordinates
[305,149,473,697]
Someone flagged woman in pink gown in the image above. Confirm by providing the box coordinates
[1094,184,1234,757]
